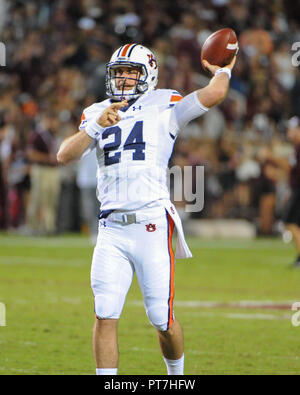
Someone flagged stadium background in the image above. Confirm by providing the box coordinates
[1,0,300,376]
[0,0,300,237]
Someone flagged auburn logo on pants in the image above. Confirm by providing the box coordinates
[145,223,156,232]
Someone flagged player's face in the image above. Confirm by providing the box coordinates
[114,66,140,91]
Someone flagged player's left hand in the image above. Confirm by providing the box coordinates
[203,56,236,76]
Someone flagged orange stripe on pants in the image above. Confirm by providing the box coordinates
[167,212,175,329]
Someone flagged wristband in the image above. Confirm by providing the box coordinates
[85,118,105,139]
[215,67,231,79]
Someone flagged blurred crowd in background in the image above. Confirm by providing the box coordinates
[0,0,300,239]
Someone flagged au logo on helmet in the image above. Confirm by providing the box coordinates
[147,54,157,69]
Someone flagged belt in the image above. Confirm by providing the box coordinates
[98,201,193,259]
[107,206,165,225]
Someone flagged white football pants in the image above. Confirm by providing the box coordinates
[91,208,175,331]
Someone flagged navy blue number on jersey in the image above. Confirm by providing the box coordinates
[102,126,121,166]
[103,121,145,166]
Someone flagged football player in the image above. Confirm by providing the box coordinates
[284,117,300,266]
[57,43,236,375]
[258,116,300,267]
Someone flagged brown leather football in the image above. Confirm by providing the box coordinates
[201,28,239,71]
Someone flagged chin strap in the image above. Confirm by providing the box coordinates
[111,76,143,101]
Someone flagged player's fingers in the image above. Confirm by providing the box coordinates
[106,115,115,125]
[107,110,121,121]
[202,60,211,69]
[226,55,237,70]
[107,113,115,122]
[202,59,219,75]
[107,113,120,124]
[110,100,128,111]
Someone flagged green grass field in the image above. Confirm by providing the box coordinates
[0,233,300,375]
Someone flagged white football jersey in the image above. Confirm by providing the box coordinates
[79,89,207,211]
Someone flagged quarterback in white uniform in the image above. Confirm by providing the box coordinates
[57,43,236,375]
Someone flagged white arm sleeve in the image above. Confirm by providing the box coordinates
[170,91,208,135]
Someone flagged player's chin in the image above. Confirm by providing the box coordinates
[117,85,134,90]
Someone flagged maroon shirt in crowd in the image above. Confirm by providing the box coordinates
[28,129,57,166]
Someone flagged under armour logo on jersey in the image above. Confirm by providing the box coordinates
[100,220,107,228]
[132,105,142,111]
[147,54,157,69]
[146,223,156,232]
[170,206,175,214]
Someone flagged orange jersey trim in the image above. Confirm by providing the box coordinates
[167,212,175,329]
[170,94,183,103]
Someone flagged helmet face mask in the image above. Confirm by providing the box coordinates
[106,44,158,101]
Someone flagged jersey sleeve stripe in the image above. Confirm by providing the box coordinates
[78,112,87,130]
[170,94,183,103]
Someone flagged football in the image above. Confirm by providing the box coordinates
[201,28,238,71]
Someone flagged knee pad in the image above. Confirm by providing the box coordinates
[94,294,121,320]
[146,304,171,331]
